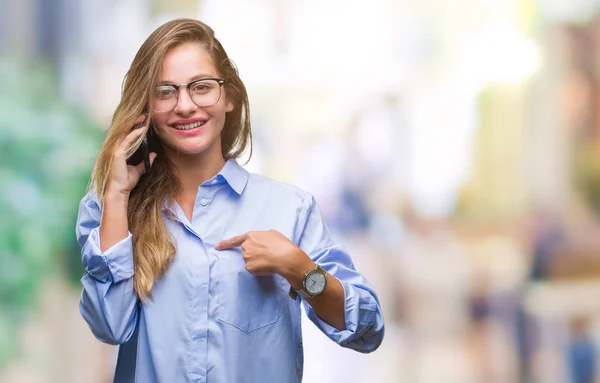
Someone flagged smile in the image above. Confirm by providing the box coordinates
[173,120,207,130]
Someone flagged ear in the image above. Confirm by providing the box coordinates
[225,100,234,113]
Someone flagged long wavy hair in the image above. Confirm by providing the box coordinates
[90,19,252,300]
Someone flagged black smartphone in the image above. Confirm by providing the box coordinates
[126,115,157,177]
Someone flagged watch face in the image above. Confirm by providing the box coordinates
[306,270,326,295]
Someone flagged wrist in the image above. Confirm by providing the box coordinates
[280,249,315,290]
[104,189,130,204]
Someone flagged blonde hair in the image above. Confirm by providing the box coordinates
[90,19,252,300]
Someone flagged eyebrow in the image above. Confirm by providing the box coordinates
[157,74,218,86]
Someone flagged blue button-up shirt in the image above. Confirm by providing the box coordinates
[77,159,384,383]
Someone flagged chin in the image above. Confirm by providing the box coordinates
[166,137,219,157]
[173,144,212,157]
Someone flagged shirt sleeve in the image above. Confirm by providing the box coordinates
[296,195,385,353]
[77,194,134,283]
[76,191,139,345]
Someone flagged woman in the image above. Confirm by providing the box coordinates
[76,18,384,383]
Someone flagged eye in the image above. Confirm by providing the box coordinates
[190,81,215,94]
[155,86,176,100]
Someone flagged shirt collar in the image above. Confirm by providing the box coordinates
[218,159,249,195]
[162,159,249,213]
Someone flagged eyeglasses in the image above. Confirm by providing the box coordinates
[152,77,226,112]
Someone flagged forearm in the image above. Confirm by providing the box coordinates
[303,274,346,330]
[282,254,346,331]
[100,191,130,252]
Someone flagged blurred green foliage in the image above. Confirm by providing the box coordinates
[0,58,104,367]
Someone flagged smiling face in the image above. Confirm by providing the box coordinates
[151,41,234,162]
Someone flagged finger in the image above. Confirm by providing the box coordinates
[216,233,247,250]
[132,114,147,127]
[117,115,149,149]
[149,152,158,167]
[245,263,271,277]
[133,152,158,176]
[119,127,147,151]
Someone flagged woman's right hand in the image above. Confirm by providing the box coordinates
[105,115,157,196]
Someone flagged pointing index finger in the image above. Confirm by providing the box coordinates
[216,233,247,250]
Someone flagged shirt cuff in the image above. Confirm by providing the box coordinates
[303,281,377,345]
[82,228,134,283]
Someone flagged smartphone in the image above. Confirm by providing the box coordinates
[126,115,157,177]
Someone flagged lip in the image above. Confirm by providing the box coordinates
[170,117,208,126]
[169,117,209,136]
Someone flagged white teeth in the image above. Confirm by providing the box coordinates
[173,120,206,130]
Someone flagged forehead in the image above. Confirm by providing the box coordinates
[159,41,218,83]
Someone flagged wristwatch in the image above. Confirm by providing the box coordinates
[289,264,327,300]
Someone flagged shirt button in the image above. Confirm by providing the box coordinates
[211,179,217,184]
[200,199,208,206]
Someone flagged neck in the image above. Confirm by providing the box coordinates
[165,146,226,195]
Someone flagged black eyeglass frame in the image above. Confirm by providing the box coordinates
[153,77,227,111]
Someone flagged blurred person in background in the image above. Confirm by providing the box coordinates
[75,18,384,383]
[567,316,597,383]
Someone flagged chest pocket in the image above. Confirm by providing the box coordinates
[215,248,284,333]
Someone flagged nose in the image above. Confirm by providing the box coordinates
[173,87,198,116]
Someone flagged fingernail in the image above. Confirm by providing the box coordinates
[215,244,221,250]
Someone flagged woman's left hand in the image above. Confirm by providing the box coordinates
[216,230,314,279]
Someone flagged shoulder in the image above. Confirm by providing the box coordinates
[246,172,316,208]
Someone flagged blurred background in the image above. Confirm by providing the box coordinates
[2,0,600,382]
